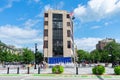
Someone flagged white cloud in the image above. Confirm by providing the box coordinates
[74,0,120,22]
[75,37,102,52]
[0,0,19,12]
[44,1,64,11]
[17,17,25,21]
[0,24,43,51]
[34,0,40,3]
[104,22,109,26]
[44,4,53,11]
[91,26,101,29]
[27,0,41,4]
[56,1,64,10]
[30,43,43,52]
[24,19,40,28]
[0,24,39,39]
[36,1,64,18]
[36,4,53,18]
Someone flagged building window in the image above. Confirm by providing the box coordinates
[44,41,48,48]
[67,22,70,26]
[44,29,48,36]
[67,30,70,37]
[44,13,48,17]
[67,14,70,18]
[67,41,71,48]
[44,21,48,25]
[52,14,63,57]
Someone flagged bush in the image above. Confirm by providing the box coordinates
[114,66,120,75]
[92,65,105,75]
[52,65,64,74]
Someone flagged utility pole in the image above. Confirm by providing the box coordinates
[34,43,38,69]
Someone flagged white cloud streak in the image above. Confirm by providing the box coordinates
[0,24,43,51]
[91,26,101,29]
[75,38,102,52]
[24,19,40,28]
[0,24,39,39]
[44,4,53,11]
[0,0,19,12]
[36,1,64,18]
[74,0,120,22]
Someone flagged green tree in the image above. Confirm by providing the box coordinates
[90,50,101,63]
[0,47,4,63]
[16,54,22,62]
[104,41,120,62]
[77,50,89,62]
[22,48,35,64]
[2,50,9,62]
[35,51,43,64]
[6,51,13,62]
[100,50,110,63]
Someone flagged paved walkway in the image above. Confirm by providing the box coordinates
[0,74,120,80]
[0,64,119,80]
[0,67,114,74]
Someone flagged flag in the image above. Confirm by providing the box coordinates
[70,12,75,20]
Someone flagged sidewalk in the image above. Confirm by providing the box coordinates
[0,65,119,80]
[0,74,120,80]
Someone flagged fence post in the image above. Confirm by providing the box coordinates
[76,64,78,75]
[7,67,9,74]
[27,67,30,74]
[17,67,19,74]
[38,67,40,74]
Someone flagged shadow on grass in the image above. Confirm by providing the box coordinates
[96,75,104,80]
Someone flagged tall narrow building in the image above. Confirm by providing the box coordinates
[43,10,74,64]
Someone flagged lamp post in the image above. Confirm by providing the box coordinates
[109,45,114,67]
[34,43,38,69]
[74,45,78,75]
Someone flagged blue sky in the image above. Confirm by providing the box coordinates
[0,0,120,52]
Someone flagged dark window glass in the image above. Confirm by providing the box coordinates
[44,29,48,36]
[44,41,48,48]
[67,22,70,26]
[67,30,71,37]
[44,21,48,25]
[52,14,63,57]
[45,13,48,17]
[67,41,71,48]
[67,14,70,18]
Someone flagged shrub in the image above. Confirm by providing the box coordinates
[114,66,120,75]
[52,65,64,74]
[92,65,105,75]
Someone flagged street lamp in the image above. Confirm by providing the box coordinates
[109,45,114,67]
[34,43,38,69]
[74,45,78,75]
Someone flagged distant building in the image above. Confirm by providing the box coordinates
[96,38,115,50]
[0,41,23,54]
[43,10,74,64]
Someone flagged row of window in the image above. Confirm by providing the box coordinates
[44,13,70,18]
[44,41,71,48]
[44,21,70,27]
[44,29,71,37]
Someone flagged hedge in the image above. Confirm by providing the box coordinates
[52,65,64,74]
[92,65,105,75]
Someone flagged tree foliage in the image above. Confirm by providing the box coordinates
[77,50,89,62]
[22,48,35,64]
[90,50,101,63]
[77,41,120,63]
[0,47,36,64]
[35,51,43,64]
